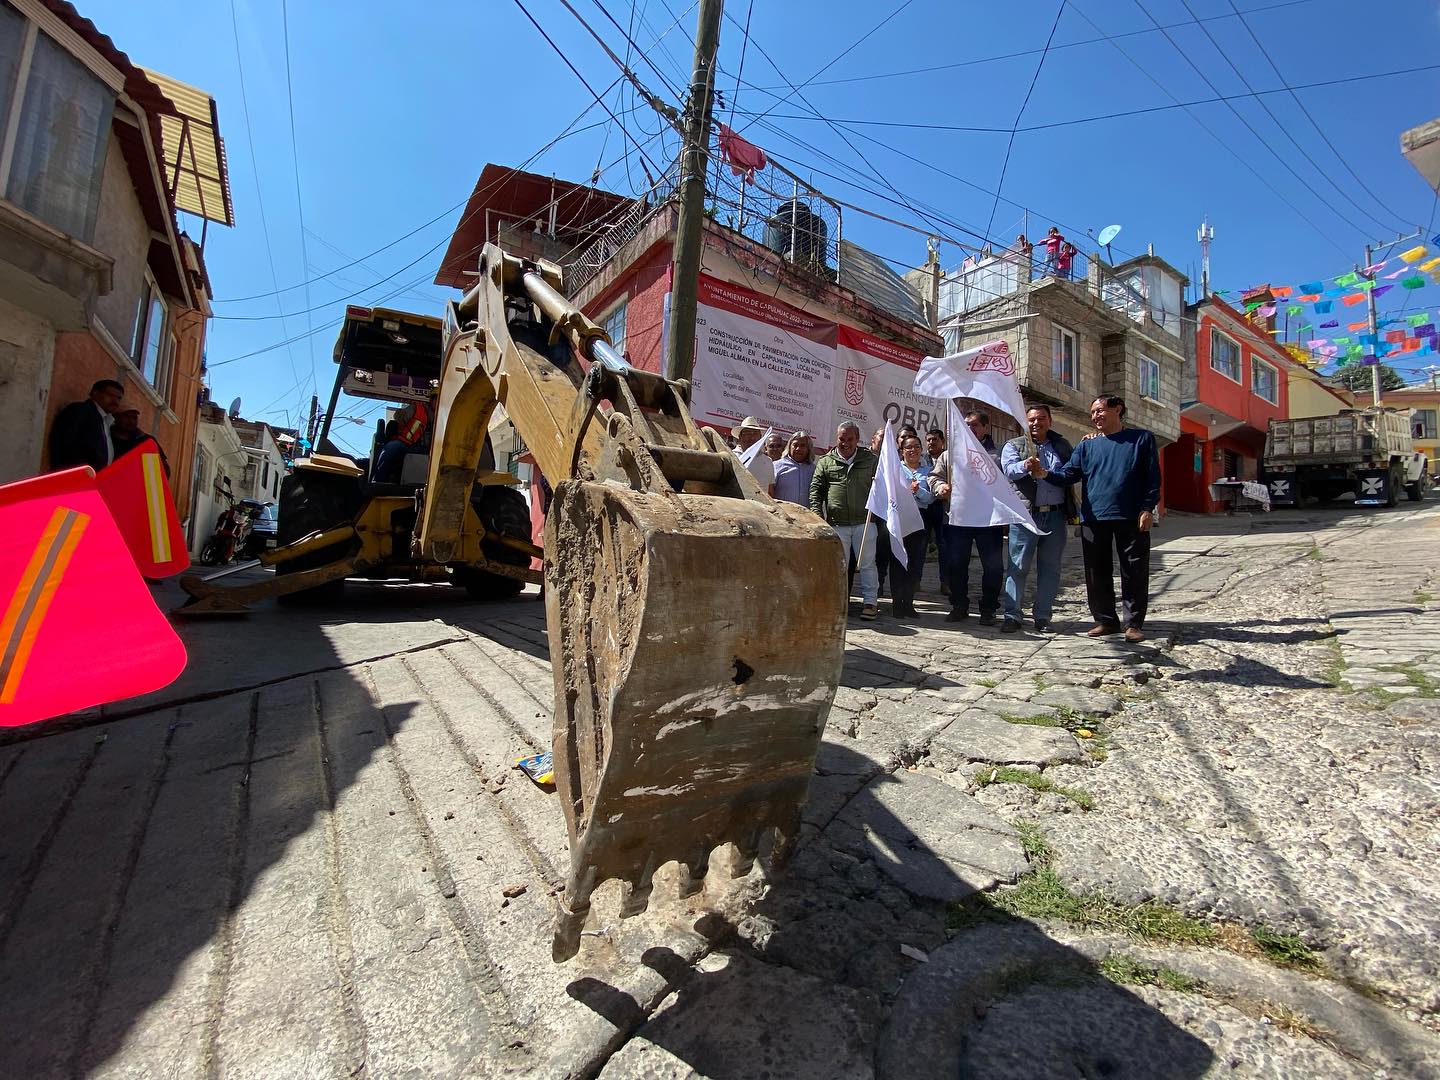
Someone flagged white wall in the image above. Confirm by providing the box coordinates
[0,296,55,482]
[190,415,247,559]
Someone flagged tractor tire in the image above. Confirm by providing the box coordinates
[456,486,530,601]
[275,470,364,605]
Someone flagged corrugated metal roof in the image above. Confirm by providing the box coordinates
[141,67,235,227]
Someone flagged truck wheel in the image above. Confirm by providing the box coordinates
[456,486,530,601]
[1385,465,1401,508]
[275,470,363,604]
[1407,479,1425,502]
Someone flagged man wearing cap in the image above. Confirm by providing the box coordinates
[49,378,124,472]
[734,416,775,496]
[111,405,170,475]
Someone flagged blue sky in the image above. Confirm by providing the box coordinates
[82,0,1440,445]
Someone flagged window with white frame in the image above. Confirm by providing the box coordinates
[132,274,174,398]
[1413,408,1437,440]
[602,300,627,354]
[1139,355,1161,401]
[0,7,116,242]
[1251,357,1279,404]
[1210,329,1241,382]
[1051,324,1077,388]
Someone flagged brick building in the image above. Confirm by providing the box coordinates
[1,0,232,528]
[434,164,943,539]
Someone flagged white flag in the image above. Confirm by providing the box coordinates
[738,426,773,468]
[865,421,924,569]
[946,400,1045,534]
[914,340,1028,427]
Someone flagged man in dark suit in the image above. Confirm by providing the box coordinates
[49,379,124,472]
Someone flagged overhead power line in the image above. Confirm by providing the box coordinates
[1225,0,1414,231]
[733,63,1440,135]
[1173,0,1395,236]
[740,0,916,129]
[985,0,1066,236]
[226,0,300,392]
[512,0,668,181]
[1067,1,1348,259]
[278,0,317,400]
[1129,0,1371,241]
[741,0,1322,91]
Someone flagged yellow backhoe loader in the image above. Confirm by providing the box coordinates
[180,244,846,959]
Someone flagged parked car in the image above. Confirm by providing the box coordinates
[242,500,278,556]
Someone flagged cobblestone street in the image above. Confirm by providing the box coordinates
[2,503,1438,1078]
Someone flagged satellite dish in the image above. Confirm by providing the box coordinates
[227,396,242,419]
[1095,224,1122,265]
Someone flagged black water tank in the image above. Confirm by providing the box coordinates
[764,199,828,266]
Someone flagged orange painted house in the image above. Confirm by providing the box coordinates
[1164,294,1297,513]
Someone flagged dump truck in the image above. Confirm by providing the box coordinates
[180,244,846,960]
[1262,407,1430,508]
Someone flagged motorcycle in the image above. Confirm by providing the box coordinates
[199,491,256,566]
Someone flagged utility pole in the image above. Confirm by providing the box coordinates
[306,394,319,447]
[1360,226,1424,407]
[664,0,724,384]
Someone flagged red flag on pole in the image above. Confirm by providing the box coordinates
[94,442,189,579]
[717,122,767,183]
[0,468,186,727]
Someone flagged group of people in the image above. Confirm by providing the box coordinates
[740,394,1160,642]
[1014,226,1077,280]
[48,379,169,474]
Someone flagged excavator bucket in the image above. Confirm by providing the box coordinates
[545,481,845,960]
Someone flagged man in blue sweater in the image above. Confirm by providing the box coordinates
[1027,395,1161,643]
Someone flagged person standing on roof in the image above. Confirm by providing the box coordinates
[1041,226,1065,276]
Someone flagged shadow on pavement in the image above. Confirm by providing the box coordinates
[0,574,534,1077]
[565,742,1216,1079]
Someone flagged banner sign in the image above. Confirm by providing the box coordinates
[687,276,934,445]
[690,274,837,435]
[833,325,943,437]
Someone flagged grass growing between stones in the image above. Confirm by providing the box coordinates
[1099,953,1203,993]
[975,766,1097,810]
[998,712,1062,728]
[998,708,1111,762]
[976,677,1000,688]
[949,821,1218,947]
[1249,925,1322,972]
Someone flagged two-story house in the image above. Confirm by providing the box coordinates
[938,243,1187,455]
[1163,293,1307,513]
[0,0,231,531]
[433,163,943,539]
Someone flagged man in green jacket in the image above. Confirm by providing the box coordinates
[810,421,881,619]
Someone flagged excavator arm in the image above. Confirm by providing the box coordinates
[438,245,846,959]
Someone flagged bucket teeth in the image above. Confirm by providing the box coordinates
[730,827,769,878]
[678,845,713,898]
[618,855,659,919]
